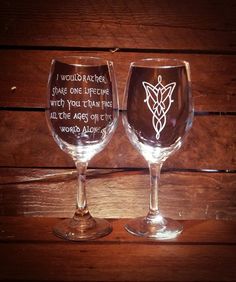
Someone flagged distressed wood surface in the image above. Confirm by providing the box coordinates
[0,111,235,169]
[1,243,235,281]
[0,168,235,219]
[0,217,236,282]
[0,1,235,281]
[0,0,235,51]
[0,50,236,112]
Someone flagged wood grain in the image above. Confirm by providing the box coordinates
[0,50,236,111]
[0,168,235,219]
[0,217,235,282]
[0,2,235,281]
[0,243,235,281]
[0,111,235,169]
[0,0,235,51]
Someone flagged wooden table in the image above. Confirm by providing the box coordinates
[0,217,236,281]
[0,1,236,281]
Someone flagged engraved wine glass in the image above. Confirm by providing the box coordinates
[46,56,119,240]
[122,58,193,239]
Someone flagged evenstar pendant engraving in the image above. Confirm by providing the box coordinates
[142,75,176,140]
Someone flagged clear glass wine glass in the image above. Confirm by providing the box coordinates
[46,56,119,240]
[122,58,193,239]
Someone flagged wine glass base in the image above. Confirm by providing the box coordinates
[125,215,183,240]
[53,217,112,241]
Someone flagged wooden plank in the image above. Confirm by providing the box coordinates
[0,168,235,219]
[1,217,236,244]
[0,111,235,169]
[0,0,235,51]
[0,50,236,112]
[0,218,235,281]
[0,242,235,281]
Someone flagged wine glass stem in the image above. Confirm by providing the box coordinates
[148,162,163,218]
[74,161,89,218]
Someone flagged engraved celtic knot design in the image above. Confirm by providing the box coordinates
[142,75,176,140]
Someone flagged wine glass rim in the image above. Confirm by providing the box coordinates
[130,58,189,68]
[52,56,112,67]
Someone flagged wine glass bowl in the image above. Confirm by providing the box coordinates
[46,56,119,240]
[122,58,193,239]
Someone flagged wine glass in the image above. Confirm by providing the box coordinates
[46,56,119,240]
[122,58,193,239]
